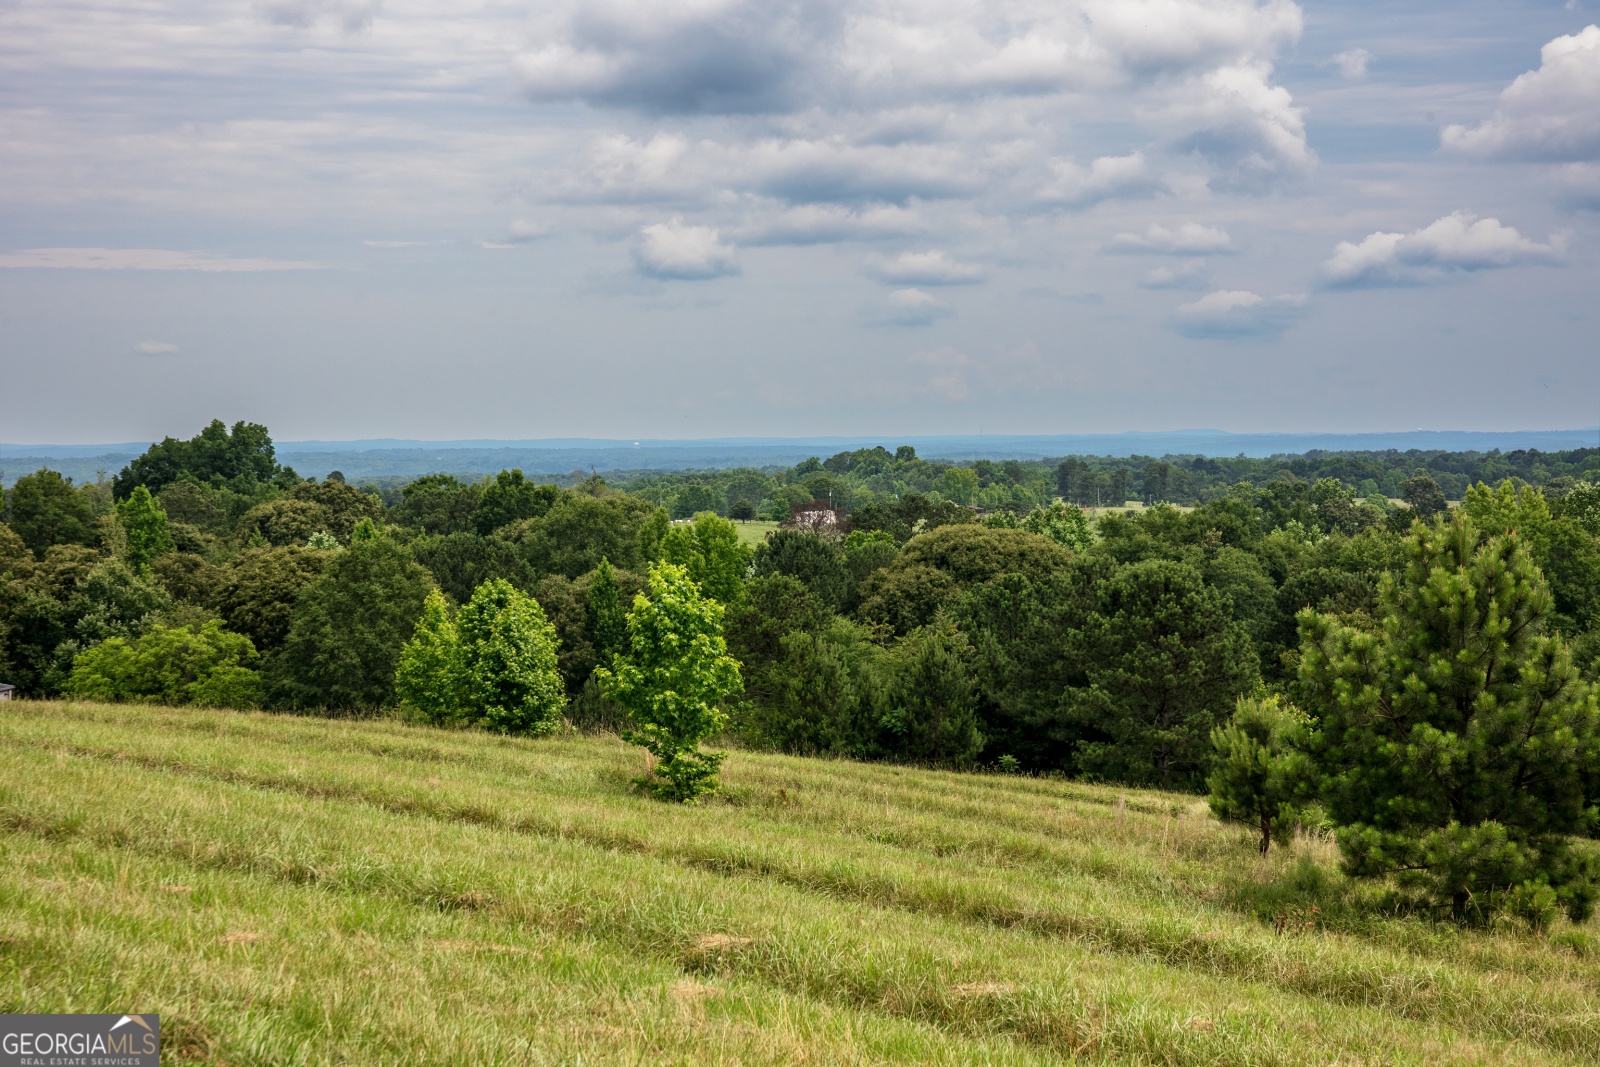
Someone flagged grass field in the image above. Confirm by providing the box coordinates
[732,520,778,547]
[3,702,1598,1065]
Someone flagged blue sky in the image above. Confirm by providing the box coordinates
[1,0,1597,443]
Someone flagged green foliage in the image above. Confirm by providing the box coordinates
[741,615,879,757]
[1207,695,1311,854]
[114,419,294,498]
[858,524,1072,634]
[873,621,984,766]
[457,579,567,735]
[7,470,99,557]
[1066,559,1260,790]
[1398,475,1449,519]
[236,498,330,547]
[510,493,667,578]
[596,563,742,802]
[116,485,175,569]
[394,591,464,724]
[587,557,627,664]
[410,532,535,605]
[751,529,851,609]
[65,620,260,708]
[214,546,331,654]
[287,479,386,541]
[475,469,559,535]
[661,512,752,604]
[266,537,435,711]
[1298,512,1600,922]
[395,474,482,535]
[1553,480,1600,537]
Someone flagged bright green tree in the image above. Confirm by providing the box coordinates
[457,578,566,735]
[1299,512,1600,922]
[1021,501,1094,552]
[394,590,465,724]
[66,620,261,708]
[1555,481,1600,537]
[662,511,752,604]
[596,562,742,802]
[1207,695,1312,855]
[116,485,175,569]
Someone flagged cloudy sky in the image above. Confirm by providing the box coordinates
[2,0,1597,443]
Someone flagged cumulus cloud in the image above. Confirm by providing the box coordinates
[1168,289,1305,338]
[1140,261,1212,289]
[631,218,740,280]
[0,248,328,271]
[1442,26,1600,161]
[1159,61,1312,190]
[1333,48,1371,79]
[134,340,178,355]
[867,288,953,326]
[865,249,985,285]
[1036,152,1164,208]
[1320,212,1564,289]
[1106,221,1234,254]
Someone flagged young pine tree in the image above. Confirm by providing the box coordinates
[595,562,742,802]
[1207,695,1312,855]
[1299,511,1600,922]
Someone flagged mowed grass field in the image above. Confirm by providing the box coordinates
[3,703,1599,1065]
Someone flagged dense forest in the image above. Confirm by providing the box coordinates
[5,418,1600,919]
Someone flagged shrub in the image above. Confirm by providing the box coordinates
[66,621,261,708]
[1208,695,1312,854]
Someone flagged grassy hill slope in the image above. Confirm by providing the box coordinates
[2,702,1597,1065]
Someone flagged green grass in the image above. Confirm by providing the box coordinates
[3,702,1598,1065]
[733,520,778,547]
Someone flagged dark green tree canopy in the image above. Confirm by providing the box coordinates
[7,470,99,558]
[114,419,295,498]
[474,469,560,535]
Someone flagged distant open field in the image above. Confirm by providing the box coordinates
[732,519,779,547]
[2,701,1597,1065]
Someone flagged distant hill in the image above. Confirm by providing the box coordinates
[5,428,1597,486]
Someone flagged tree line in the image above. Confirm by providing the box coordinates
[3,419,1600,922]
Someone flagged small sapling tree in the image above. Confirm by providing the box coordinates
[1208,694,1311,855]
[596,562,742,802]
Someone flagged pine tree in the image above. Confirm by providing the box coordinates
[595,563,742,801]
[1299,511,1600,922]
[1207,695,1311,855]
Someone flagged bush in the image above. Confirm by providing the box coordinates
[395,581,566,735]
[66,621,261,708]
[1208,695,1312,854]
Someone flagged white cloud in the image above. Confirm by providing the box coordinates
[133,340,178,355]
[1333,48,1371,80]
[1158,60,1312,190]
[0,248,329,271]
[1442,25,1600,161]
[631,218,740,280]
[735,203,924,245]
[1140,261,1212,289]
[1168,289,1305,337]
[1106,221,1234,254]
[1036,152,1163,208]
[865,249,985,285]
[1320,212,1564,289]
[867,288,953,327]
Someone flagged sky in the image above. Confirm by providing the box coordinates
[2,0,1598,444]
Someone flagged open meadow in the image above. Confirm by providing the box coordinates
[3,700,1599,1065]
